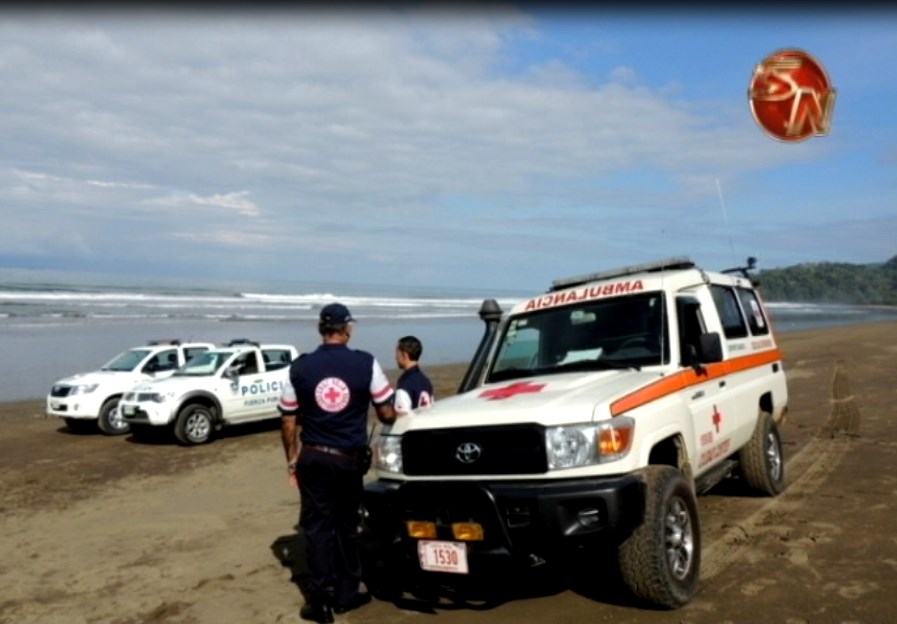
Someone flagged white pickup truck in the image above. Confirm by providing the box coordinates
[361,257,788,609]
[46,340,215,435]
[119,339,298,445]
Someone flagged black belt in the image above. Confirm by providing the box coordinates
[303,443,362,459]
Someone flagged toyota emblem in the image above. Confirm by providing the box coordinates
[455,442,482,464]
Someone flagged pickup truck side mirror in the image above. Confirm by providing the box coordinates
[696,332,723,364]
[224,365,241,380]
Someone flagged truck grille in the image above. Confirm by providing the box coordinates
[402,424,547,476]
[123,392,156,402]
[50,386,72,397]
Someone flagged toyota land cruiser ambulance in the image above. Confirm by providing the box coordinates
[361,257,788,609]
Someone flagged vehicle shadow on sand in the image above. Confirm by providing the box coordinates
[121,418,281,446]
[270,530,650,614]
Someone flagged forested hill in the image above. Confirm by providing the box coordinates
[756,256,897,305]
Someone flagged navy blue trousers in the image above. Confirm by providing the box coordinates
[298,447,363,606]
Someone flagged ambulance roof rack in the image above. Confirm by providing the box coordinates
[721,256,759,285]
[550,257,696,292]
[147,339,182,346]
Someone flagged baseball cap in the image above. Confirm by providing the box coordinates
[319,302,355,324]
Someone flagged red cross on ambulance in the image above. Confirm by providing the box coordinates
[479,381,546,401]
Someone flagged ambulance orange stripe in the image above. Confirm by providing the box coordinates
[610,348,783,416]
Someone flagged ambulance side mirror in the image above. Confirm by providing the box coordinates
[696,332,723,364]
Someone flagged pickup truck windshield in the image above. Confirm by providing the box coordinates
[487,292,668,383]
[101,349,153,372]
[173,352,232,377]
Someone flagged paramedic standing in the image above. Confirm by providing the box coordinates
[394,335,434,415]
[279,303,397,623]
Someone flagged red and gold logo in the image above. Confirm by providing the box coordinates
[749,48,836,142]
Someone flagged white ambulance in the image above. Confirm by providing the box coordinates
[362,257,788,609]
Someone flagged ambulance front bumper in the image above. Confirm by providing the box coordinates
[360,475,645,592]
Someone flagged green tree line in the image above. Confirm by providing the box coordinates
[756,255,897,305]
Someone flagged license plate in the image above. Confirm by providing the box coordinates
[417,540,468,574]
[122,405,136,416]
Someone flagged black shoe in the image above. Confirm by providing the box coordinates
[300,602,334,624]
[333,592,371,614]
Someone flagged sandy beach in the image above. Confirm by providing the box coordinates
[1,321,896,624]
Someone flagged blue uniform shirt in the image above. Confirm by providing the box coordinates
[278,343,394,448]
[395,366,434,414]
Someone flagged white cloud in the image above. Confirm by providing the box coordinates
[0,9,890,287]
[187,192,260,217]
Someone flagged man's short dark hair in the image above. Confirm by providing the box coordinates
[397,335,423,361]
[319,321,349,337]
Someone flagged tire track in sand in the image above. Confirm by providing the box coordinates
[700,360,859,582]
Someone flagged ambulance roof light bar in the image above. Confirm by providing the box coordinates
[550,257,696,292]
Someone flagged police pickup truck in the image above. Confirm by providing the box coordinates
[119,339,298,445]
[362,257,788,609]
[46,340,215,435]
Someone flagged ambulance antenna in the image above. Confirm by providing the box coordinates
[716,178,738,269]
[659,230,667,374]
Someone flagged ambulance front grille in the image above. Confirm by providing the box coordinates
[401,424,548,476]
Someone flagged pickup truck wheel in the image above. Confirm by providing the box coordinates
[618,466,700,609]
[174,404,214,445]
[739,411,785,495]
[97,398,129,435]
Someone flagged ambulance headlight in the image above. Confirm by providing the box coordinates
[373,435,403,474]
[545,417,634,469]
[69,384,99,396]
[546,426,594,469]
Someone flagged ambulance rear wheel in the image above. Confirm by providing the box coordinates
[174,404,214,446]
[739,411,785,496]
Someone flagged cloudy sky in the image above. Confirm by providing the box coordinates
[1,7,894,292]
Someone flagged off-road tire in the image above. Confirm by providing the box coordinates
[739,411,785,495]
[174,404,215,446]
[97,397,129,435]
[618,466,701,609]
[64,417,96,434]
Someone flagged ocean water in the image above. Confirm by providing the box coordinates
[2,268,896,403]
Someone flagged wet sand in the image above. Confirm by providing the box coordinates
[1,322,896,623]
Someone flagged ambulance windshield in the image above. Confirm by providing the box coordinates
[487,292,668,383]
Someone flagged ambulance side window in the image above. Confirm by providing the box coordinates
[710,285,748,339]
[736,288,770,336]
